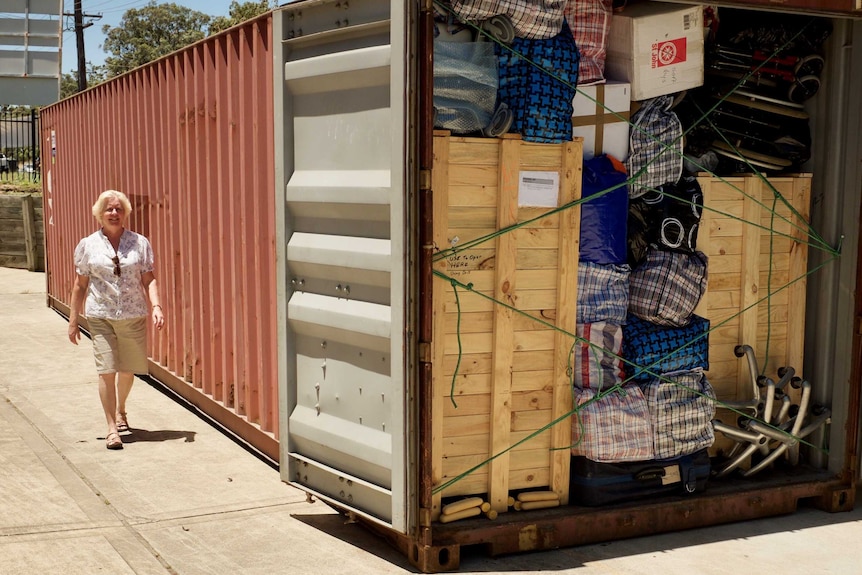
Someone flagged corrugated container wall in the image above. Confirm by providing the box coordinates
[40,14,279,461]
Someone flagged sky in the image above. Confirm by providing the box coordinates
[61,0,241,74]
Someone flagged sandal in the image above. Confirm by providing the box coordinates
[106,432,124,450]
[116,412,129,433]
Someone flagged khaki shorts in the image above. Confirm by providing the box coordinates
[89,317,149,374]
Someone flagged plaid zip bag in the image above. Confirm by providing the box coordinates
[564,0,613,85]
[573,321,625,390]
[577,261,630,324]
[628,249,708,327]
[450,0,568,40]
[640,368,716,460]
[626,95,683,198]
[572,384,655,462]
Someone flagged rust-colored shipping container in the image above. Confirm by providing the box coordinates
[40,14,278,461]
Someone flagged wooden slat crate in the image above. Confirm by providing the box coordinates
[430,132,582,518]
[694,174,812,447]
[0,193,45,271]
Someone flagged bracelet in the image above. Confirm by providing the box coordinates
[152,305,162,310]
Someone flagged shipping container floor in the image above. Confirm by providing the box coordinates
[1,265,860,575]
[429,465,842,552]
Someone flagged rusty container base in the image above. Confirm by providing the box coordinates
[341,468,854,572]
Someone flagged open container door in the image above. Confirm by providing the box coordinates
[274,0,414,533]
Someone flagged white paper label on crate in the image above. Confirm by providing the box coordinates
[518,171,559,207]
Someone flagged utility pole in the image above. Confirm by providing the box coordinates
[74,1,86,91]
[64,2,102,92]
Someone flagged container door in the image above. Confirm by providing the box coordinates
[275,0,413,533]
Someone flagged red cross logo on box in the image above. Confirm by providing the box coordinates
[651,38,687,68]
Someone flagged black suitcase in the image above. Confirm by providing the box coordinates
[570,449,711,506]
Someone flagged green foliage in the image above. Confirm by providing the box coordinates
[59,74,78,100]
[2,146,36,163]
[60,63,108,99]
[73,1,274,84]
[0,105,32,113]
[102,1,211,77]
[208,1,275,35]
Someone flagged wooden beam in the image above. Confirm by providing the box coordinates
[549,141,581,504]
[22,194,38,271]
[487,137,519,512]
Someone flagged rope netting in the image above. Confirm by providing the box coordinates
[430,2,841,496]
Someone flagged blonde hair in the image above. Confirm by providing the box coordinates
[92,190,132,223]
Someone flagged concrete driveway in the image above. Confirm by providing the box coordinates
[1,266,860,574]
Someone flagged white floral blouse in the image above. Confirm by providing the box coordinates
[74,229,154,320]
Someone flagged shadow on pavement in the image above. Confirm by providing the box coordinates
[292,511,418,572]
[291,498,862,573]
[116,429,197,444]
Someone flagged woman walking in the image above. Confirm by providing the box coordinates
[67,190,164,450]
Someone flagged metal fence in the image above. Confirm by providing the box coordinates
[0,108,40,182]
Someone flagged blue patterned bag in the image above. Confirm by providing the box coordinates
[623,314,710,383]
[496,21,580,143]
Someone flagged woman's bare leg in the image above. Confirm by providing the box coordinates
[99,372,119,435]
[116,372,134,419]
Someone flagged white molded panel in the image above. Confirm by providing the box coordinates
[277,0,410,531]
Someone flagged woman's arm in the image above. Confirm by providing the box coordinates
[141,271,164,330]
[68,274,89,344]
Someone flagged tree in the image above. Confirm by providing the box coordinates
[102,1,211,77]
[208,1,275,35]
[60,63,107,99]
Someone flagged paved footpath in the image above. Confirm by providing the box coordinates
[1,266,861,575]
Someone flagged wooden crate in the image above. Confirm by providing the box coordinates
[430,132,583,517]
[0,193,44,271]
[694,174,812,438]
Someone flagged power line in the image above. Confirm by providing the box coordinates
[96,0,151,17]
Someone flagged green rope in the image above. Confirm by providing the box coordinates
[761,195,779,376]
[433,382,622,495]
[429,2,836,491]
[432,178,629,262]
[437,248,839,392]
[690,99,831,252]
[635,183,833,255]
[433,251,840,493]
[432,0,833,254]
[433,174,837,270]
[447,279,464,408]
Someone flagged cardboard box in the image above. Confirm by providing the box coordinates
[572,81,631,162]
[430,132,583,516]
[605,2,704,101]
